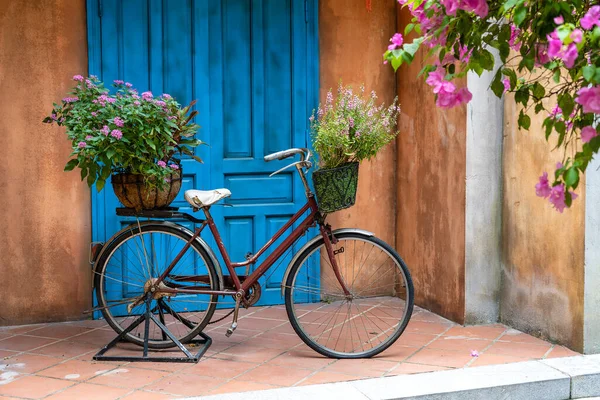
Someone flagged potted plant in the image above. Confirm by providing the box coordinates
[44,75,203,211]
[310,83,400,213]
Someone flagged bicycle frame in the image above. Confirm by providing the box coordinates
[152,194,350,298]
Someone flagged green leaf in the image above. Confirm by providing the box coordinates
[490,69,504,97]
[514,5,527,26]
[535,103,545,114]
[64,159,79,172]
[503,0,521,11]
[405,23,415,35]
[106,148,116,159]
[391,55,402,71]
[518,111,531,130]
[479,50,495,71]
[96,178,106,192]
[403,39,422,57]
[533,82,545,99]
[553,69,561,83]
[583,66,596,83]
[558,93,575,117]
[565,168,579,189]
[515,89,529,106]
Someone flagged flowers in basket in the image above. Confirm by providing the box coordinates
[309,83,400,213]
[44,75,204,210]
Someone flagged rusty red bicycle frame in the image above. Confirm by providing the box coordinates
[153,194,350,297]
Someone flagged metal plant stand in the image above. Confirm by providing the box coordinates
[93,292,212,363]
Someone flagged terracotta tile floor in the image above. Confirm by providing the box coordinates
[0,305,579,399]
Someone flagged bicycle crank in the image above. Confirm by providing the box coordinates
[226,292,243,337]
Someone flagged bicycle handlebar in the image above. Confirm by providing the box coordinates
[264,148,311,163]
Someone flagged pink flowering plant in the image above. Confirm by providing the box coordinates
[44,75,203,191]
[384,1,600,212]
[310,83,400,169]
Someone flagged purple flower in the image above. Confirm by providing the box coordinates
[553,15,564,25]
[535,172,552,198]
[576,86,600,114]
[162,94,172,100]
[157,160,167,168]
[388,33,404,50]
[63,97,79,103]
[582,126,599,143]
[77,141,87,148]
[73,75,84,82]
[348,116,355,128]
[154,100,166,107]
[110,129,123,139]
[100,125,110,136]
[549,104,562,119]
[113,80,125,85]
[502,77,510,93]
[169,163,179,170]
[85,135,94,140]
[132,94,140,100]
[470,350,479,357]
[549,184,568,213]
[51,113,58,121]
[581,5,600,30]
[309,115,314,122]
[134,101,141,106]
[562,43,578,68]
[107,97,116,104]
[142,91,153,101]
[113,117,125,127]
[125,82,133,88]
[571,29,583,43]
[168,115,176,120]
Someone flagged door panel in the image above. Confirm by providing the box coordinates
[88,0,319,311]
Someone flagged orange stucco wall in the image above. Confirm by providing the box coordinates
[319,0,398,247]
[501,97,585,351]
[0,0,92,324]
[394,9,467,323]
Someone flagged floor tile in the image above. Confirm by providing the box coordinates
[236,364,313,386]
[386,362,452,375]
[144,373,225,396]
[184,358,258,379]
[405,321,451,335]
[442,325,507,340]
[45,383,131,399]
[61,329,117,345]
[39,360,117,381]
[0,376,74,399]
[497,329,552,345]
[376,344,420,362]
[324,358,398,377]
[0,325,47,336]
[407,348,474,368]
[394,333,438,347]
[29,341,98,359]
[120,390,181,400]
[0,336,57,352]
[544,345,580,359]
[297,371,362,386]
[485,340,552,359]
[469,353,529,367]
[427,337,492,352]
[27,325,94,340]
[209,380,280,395]
[213,346,285,363]
[1,353,63,374]
[89,367,170,389]
[269,350,333,370]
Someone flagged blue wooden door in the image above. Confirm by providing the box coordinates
[88,0,319,309]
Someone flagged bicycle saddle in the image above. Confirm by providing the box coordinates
[184,189,231,208]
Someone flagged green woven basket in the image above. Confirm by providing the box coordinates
[312,162,359,214]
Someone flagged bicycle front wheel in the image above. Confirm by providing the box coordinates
[94,223,220,349]
[284,231,413,358]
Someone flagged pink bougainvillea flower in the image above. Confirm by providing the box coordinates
[581,126,599,143]
[581,5,600,30]
[547,32,562,58]
[535,44,551,66]
[169,164,179,170]
[77,141,87,148]
[556,162,564,170]
[157,160,167,168]
[113,117,124,127]
[470,350,479,357]
[458,44,472,63]
[456,87,473,103]
[110,129,123,140]
[441,0,460,15]
[390,33,404,49]
[73,75,84,82]
[503,77,511,93]
[562,43,579,68]
[553,15,564,25]
[549,104,562,119]
[571,29,583,43]
[549,183,567,212]
[576,86,600,114]
[535,172,552,198]
[426,69,455,94]
[461,0,488,18]
[509,25,522,51]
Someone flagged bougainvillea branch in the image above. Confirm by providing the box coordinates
[385,0,600,212]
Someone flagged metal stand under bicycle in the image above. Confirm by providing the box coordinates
[93,292,212,363]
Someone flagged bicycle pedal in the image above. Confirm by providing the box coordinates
[225,322,238,337]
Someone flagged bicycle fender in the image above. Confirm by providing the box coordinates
[93,221,224,291]
[280,228,374,296]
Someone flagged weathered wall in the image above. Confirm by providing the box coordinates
[395,9,467,323]
[319,0,398,246]
[0,0,91,325]
[501,98,585,351]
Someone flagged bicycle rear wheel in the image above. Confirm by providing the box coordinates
[284,231,413,358]
[94,222,220,349]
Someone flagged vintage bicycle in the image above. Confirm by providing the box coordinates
[92,148,414,359]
